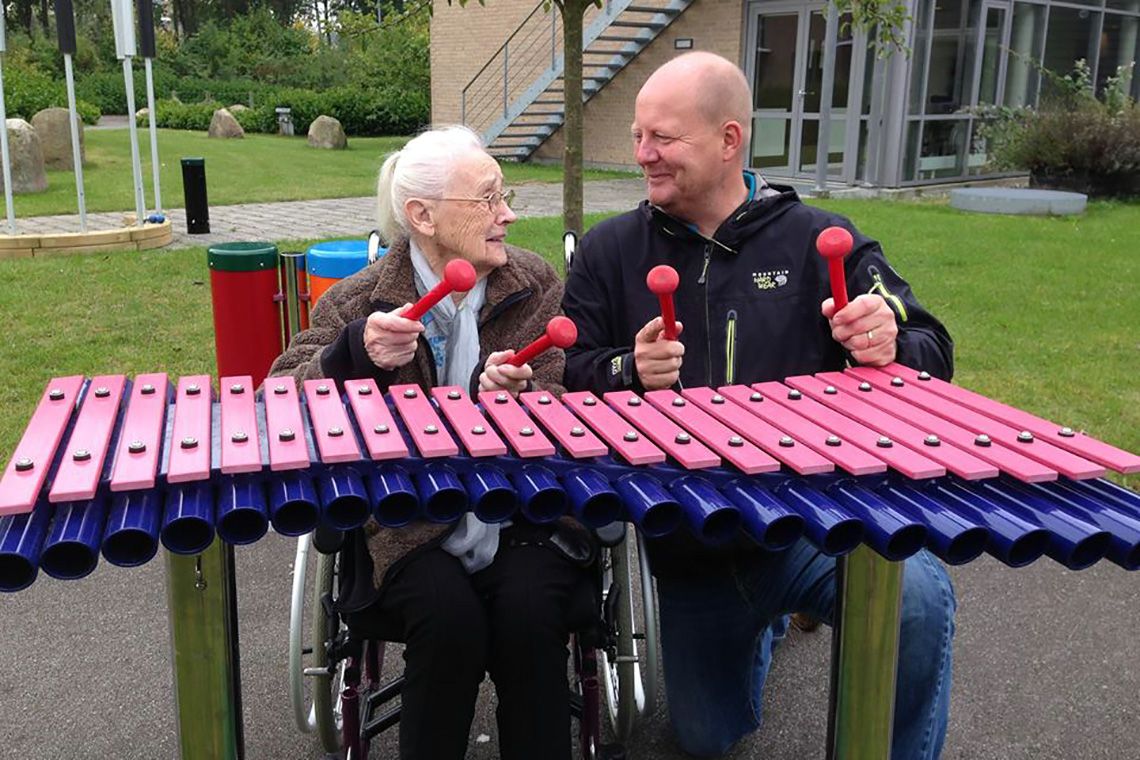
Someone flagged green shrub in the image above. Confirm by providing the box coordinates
[146,100,220,131]
[163,8,313,82]
[976,61,1140,198]
[232,105,277,134]
[2,60,102,124]
[2,5,430,137]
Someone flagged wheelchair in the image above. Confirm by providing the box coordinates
[285,231,660,757]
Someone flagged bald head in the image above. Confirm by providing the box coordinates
[640,52,752,158]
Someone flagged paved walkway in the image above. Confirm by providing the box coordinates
[14,177,831,249]
[13,179,655,248]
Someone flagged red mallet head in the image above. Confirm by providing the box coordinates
[816,226,854,311]
[509,316,579,366]
[443,258,478,292]
[546,316,578,348]
[403,258,479,320]
[647,265,680,296]
[646,265,680,341]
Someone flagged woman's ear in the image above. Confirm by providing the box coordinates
[405,198,436,237]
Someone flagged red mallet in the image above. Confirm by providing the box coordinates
[646,265,680,340]
[403,259,478,320]
[816,226,854,311]
[508,316,578,367]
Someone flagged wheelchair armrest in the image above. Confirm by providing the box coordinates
[592,521,626,548]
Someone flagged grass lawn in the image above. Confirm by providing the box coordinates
[0,198,1136,489]
[11,129,636,217]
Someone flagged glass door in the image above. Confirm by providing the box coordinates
[746,6,801,175]
[746,2,862,180]
[968,2,1012,173]
[797,8,857,178]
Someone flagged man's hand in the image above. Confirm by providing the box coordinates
[822,293,898,366]
[363,304,424,371]
[479,350,533,396]
[634,316,684,390]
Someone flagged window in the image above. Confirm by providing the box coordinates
[1042,5,1098,95]
[924,0,981,114]
[1097,12,1140,96]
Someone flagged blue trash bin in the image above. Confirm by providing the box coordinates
[306,239,386,304]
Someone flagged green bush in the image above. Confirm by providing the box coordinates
[976,61,1140,198]
[146,100,220,131]
[232,105,277,134]
[2,60,102,124]
[4,5,430,137]
[162,8,313,82]
[142,85,428,137]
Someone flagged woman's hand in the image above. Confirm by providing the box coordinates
[479,350,533,396]
[363,304,424,371]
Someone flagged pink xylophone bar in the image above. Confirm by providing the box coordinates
[2,371,1140,592]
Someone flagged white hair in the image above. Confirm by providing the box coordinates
[375,125,486,243]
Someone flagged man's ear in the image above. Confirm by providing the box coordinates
[405,198,435,237]
[722,120,746,164]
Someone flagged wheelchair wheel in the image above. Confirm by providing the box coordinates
[287,533,320,736]
[288,535,355,753]
[311,547,344,753]
[600,531,660,741]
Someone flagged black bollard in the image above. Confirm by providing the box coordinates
[54,0,77,54]
[181,157,210,234]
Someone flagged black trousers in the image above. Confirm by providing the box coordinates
[346,528,594,760]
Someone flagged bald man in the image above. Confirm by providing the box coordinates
[562,52,956,759]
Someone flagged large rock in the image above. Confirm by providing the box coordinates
[0,119,47,194]
[307,115,347,150]
[31,108,85,170]
[208,108,244,139]
[228,104,249,113]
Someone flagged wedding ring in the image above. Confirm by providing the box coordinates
[867,329,875,343]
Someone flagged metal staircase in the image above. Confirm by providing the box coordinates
[460,0,693,161]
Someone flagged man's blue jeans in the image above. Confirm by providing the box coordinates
[655,539,956,759]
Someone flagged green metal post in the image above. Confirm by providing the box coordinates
[826,545,905,760]
[166,541,244,759]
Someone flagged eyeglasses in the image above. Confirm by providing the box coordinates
[434,189,516,214]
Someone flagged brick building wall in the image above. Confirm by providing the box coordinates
[430,0,543,126]
[431,0,747,168]
[534,0,746,168]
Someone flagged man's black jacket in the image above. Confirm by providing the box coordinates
[562,186,954,395]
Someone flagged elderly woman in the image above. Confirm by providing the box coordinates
[269,126,594,760]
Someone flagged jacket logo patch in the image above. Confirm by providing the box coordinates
[610,356,623,377]
[753,269,789,291]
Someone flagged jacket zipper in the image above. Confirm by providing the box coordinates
[725,310,737,385]
[697,242,713,386]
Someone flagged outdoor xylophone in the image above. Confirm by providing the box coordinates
[3,228,1139,596]
[2,357,1139,593]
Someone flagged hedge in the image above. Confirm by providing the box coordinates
[3,64,102,124]
[142,85,428,137]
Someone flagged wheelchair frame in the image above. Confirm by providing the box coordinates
[287,522,660,757]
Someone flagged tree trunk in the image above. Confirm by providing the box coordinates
[14,0,33,36]
[173,0,199,37]
[557,0,586,237]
